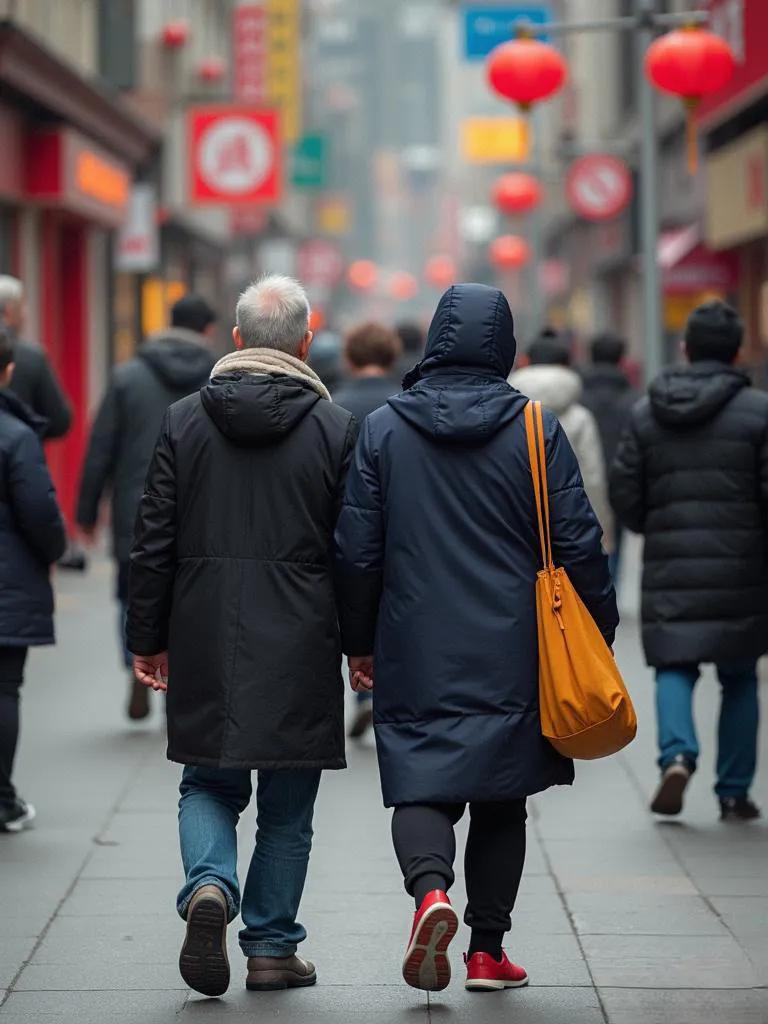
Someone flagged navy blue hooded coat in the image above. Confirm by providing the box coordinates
[335,285,618,807]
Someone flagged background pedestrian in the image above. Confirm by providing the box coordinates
[611,300,766,822]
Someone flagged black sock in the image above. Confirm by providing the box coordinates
[468,929,503,960]
[413,873,449,908]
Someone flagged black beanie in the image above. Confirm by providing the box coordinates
[684,300,743,363]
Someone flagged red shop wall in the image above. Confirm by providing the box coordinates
[40,212,87,528]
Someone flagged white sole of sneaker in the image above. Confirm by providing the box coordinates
[402,902,459,992]
[465,975,530,991]
[3,804,36,833]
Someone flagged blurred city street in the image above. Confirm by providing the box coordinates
[0,551,766,1024]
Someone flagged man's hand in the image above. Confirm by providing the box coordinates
[133,652,169,692]
[348,655,374,693]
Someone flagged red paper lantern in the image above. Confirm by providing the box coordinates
[347,260,378,292]
[161,20,189,48]
[486,37,567,109]
[424,255,456,289]
[198,56,226,82]
[389,271,419,302]
[493,172,543,216]
[489,235,531,271]
[646,27,735,173]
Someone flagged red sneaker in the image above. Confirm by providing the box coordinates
[402,890,459,992]
[464,951,529,991]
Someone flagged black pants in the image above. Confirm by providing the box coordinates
[392,800,527,957]
[0,647,28,811]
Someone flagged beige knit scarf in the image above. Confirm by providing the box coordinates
[210,347,331,402]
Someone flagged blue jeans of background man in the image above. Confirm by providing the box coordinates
[177,765,322,957]
[655,660,759,798]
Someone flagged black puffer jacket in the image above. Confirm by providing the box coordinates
[127,372,356,770]
[77,330,215,561]
[580,364,636,467]
[610,361,768,668]
[0,391,67,646]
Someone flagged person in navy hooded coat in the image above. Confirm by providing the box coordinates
[335,284,617,995]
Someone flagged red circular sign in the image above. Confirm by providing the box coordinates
[565,155,633,222]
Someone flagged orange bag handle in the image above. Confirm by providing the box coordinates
[524,401,553,571]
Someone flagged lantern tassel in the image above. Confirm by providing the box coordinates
[684,97,700,176]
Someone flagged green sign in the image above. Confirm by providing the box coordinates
[291,134,327,189]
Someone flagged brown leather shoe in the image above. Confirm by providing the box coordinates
[127,675,150,720]
[179,885,230,997]
[246,954,317,991]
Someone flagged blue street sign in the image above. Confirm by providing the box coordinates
[463,6,551,59]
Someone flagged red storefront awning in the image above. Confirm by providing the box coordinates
[658,225,738,295]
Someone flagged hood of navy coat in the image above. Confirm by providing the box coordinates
[0,388,47,437]
[139,330,215,391]
[201,372,321,445]
[649,361,750,428]
[387,284,527,443]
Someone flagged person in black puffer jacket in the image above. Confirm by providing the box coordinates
[0,330,67,833]
[610,301,767,823]
[76,295,216,721]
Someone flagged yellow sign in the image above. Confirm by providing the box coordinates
[461,117,530,164]
[265,0,301,143]
[75,151,129,209]
[316,195,351,236]
[141,279,186,337]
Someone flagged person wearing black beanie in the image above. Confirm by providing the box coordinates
[610,299,766,823]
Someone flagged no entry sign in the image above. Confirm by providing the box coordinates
[565,154,633,222]
[189,107,282,205]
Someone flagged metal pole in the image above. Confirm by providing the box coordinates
[529,105,545,334]
[636,0,663,384]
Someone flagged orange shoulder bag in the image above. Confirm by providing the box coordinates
[524,400,637,760]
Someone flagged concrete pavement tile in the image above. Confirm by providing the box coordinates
[599,987,768,1024]
[710,897,768,940]
[12,962,187,991]
[60,879,177,917]
[567,894,728,936]
[580,934,759,988]
[30,915,181,966]
[694,876,768,897]
[428,985,604,1024]
[182,985,426,1017]
[80,844,181,880]
[557,872,698,896]
[0,990,186,1022]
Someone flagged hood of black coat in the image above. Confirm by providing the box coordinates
[0,388,47,437]
[138,329,215,390]
[201,372,320,445]
[649,361,750,428]
[388,284,527,443]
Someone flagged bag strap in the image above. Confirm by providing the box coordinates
[524,401,553,571]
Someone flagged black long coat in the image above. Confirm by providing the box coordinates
[335,285,618,807]
[127,371,356,770]
[0,391,67,646]
[9,340,72,440]
[77,330,215,562]
[610,361,768,668]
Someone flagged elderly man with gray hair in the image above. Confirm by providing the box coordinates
[127,274,356,999]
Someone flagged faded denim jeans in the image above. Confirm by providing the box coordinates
[177,765,321,957]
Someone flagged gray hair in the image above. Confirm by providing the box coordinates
[236,274,310,354]
[0,276,23,314]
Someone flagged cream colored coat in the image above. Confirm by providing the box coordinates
[509,364,614,552]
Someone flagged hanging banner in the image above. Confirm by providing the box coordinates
[115,183,159,272]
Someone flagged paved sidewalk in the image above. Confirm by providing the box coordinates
[0,552,766,1023]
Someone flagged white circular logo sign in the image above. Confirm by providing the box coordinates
[198,117,273,195]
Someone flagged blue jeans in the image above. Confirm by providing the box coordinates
[656,661,759,798]
[177,765,322,957]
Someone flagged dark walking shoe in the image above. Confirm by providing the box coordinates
[720,796,761,822]
[402,890,459,992]
[179,885,230,997]
[348,704,373,740]
[246,955,317,991]
[650,755,694,816]
[0,799,36,833]
[465,951,529,991]
[127,675,150,721]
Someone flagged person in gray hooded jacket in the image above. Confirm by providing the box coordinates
[77,295,216,720]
